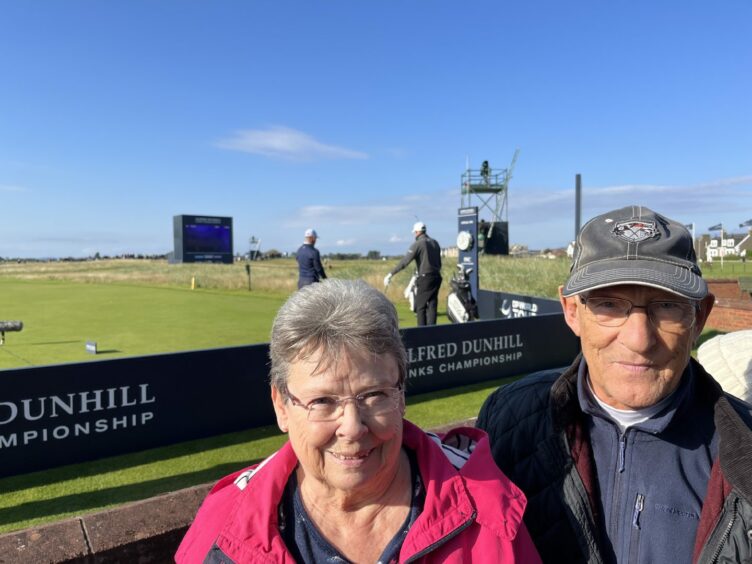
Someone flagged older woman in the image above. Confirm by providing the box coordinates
[176,279,539,563]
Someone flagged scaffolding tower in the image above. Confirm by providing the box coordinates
[460,150,519,238]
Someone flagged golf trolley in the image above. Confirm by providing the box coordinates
[447,264,478,323]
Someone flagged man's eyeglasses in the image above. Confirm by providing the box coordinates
[579,295,698,333]
[284,385,403,422]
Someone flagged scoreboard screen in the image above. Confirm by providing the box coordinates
[173,215,233,263]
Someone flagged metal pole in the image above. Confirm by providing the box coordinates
[575,174,582,239]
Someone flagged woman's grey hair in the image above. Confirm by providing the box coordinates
[269,279,407,392]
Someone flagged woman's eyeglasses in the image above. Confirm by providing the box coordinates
[284,386,403,422]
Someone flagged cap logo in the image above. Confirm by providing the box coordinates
[612,220,659,243]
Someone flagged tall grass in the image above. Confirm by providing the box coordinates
[0,255,572,299]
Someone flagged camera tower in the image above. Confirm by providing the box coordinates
[460,149,519,255]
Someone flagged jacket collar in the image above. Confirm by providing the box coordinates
[400,421,527,553]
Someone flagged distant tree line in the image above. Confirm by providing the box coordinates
[2,250,391,263]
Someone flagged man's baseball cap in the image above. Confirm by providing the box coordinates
[304,228,318,238]
[412,222,426,233]
[562,205,707,300]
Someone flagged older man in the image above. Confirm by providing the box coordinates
[477,205,752,563]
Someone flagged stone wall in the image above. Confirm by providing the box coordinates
[0,483,211,563]
[707,279,751,301]
[706,279,752,332]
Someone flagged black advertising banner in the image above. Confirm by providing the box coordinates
[0,314,579,477]
[401,313,579,395]
[477,289,564,320]
[0,344,273,478]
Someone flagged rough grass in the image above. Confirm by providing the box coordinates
[0,255,572,298]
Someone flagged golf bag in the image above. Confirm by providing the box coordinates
[447,265,478,323]
[404,272,418,312]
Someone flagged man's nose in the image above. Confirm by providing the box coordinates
[618,307,656,352]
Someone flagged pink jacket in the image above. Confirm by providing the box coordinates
[176,420,541,563]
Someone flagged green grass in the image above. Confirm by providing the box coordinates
[0,375,517,534]
[0,256,569,369]
[0,277,443,369]
[0,279,285,369]
[700,260,752,276]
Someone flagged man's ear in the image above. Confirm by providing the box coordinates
[559,286,582,337]
[271,386,290,433]
[693,293,715,341]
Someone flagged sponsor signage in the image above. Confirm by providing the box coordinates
[0,344,273,478]
[477,289,564,320]
[1,314,579,477]
[401,313,578,395]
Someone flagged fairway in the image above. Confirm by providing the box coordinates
[0,277,422,369]
[0,280,277,369]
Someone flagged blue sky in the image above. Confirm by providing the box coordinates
[1,1,750,259]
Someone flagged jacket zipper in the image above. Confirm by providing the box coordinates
[631,493,644,529]
[628,492,645,562]
[618,432,627,473]
[708,497,738,564]
[403,511,477,562]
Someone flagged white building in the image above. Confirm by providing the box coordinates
[705,233,750,258]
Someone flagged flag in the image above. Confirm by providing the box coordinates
[708,223,722,231]
[740,219,752,228]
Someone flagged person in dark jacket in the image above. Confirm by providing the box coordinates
[477,205,752,563]
[384,222,442,325]
[296,228,326,289]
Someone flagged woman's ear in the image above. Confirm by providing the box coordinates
[271,386,289,433]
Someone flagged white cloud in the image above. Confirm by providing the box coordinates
[216,126,368,161]
[271,174,752,253]
[0,184,27,192]
[510,175,752,225]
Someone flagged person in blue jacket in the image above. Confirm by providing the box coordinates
[296,228,327,289]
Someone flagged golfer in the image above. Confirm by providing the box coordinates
[384,222,442,325]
